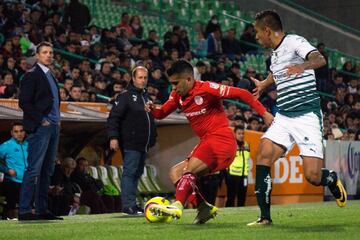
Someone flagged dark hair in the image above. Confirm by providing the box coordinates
[36,41,53,53]
[11,121,23,128]
[195,61,206,68]
[255,10,283,31]
[3,84,17,98]
[76,156,87,165]
[234,125,245,132]
[167,59,194,77]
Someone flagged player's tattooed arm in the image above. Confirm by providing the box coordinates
[286,51,326,75]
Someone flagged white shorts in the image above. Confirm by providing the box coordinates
[262,112,324,158]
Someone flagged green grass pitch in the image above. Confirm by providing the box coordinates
[1,201,359,240]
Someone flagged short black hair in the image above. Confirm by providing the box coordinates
[255,10,283,31]
[234,125,245,132]
[76,156,87,165]
[167,60,194,77]
[12,121,23,128]
[195,61,206,68]
[36,41,53,53]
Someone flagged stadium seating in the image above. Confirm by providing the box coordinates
[107,165,121,193]
[79,0,359,73]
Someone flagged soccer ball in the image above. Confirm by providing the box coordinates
[144,197,172,223]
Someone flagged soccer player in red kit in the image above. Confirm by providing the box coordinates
[145,60,274,224]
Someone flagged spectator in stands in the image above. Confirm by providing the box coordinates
[247,116,261,131]
[107,66,157,215]
[50,157,81,216]
[194,31,208,58]
[18,41,62,221]
[215,60,227,82]
[145,29,159,48]
[163,33,186,57]
[226,125,250,207]
[233,115,246,127]
[240,67,256,91]
[194,61,207,80]
[227,63,241,87]
[94,77,109,98]
[148,65,169,103]
[180,29,190,51]
[63,78,74,93]
[71,66,81,84]
[1,84,18,99]
[0,122,28,220]
[70,157,109,214]
[348,78,358,94]
[100,61,113,84]
[17,57,28,81]
[149,45,162,66]
[117,27,133,52]
[205,15,221,38]
[68,85,82,102]
[59,86,68,101]
[42,24,56,43]
[5,57,19,84]
[341,61,353,83]
[130,15,143,39]
[240,24,258,54]
[117,12,132,36]
[207,28,223,59]
[222,28,242,61]
[64,0,91,33]
[109,80,126,103]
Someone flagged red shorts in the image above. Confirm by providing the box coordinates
[188,127,237,173]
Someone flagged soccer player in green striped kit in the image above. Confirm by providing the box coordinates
[248,10,347,226]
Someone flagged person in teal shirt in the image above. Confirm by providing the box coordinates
[0,122,28,219]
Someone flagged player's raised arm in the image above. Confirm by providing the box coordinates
[145,92,179,119]
[204,81,274,126]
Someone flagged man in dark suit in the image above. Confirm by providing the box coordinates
[18,41,63,221]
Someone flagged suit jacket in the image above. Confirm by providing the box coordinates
[19,64,60,133]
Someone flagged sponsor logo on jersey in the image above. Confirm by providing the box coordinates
[184,108,206,117]
[210,82,220,89]
[220,85,228,96]
[194,96,203,105]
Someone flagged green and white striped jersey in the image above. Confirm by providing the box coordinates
[270,34,321,118]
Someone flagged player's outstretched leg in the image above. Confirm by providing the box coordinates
[321,169,347,207]
[247,165,273,226]
[150,172,198,220]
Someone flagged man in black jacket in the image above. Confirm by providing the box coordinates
[107,66,156,215]
[18,41,62,221]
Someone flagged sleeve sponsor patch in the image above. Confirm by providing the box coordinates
[209,82,220,89]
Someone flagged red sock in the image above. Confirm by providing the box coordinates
[188,190,205,207]
[175,172,198,205]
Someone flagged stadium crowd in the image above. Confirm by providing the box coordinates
[0,1,359,139]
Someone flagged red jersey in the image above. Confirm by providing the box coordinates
[152,81,266,138]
